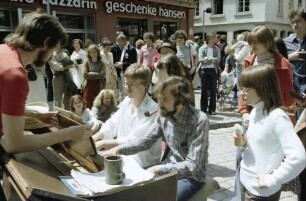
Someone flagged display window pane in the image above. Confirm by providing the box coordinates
[57,14,85,29]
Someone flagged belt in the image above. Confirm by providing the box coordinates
[53,71,64,76]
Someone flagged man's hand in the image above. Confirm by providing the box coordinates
[26,111,60,128]
[63,125,93,141]
[242,113,250,128]
[106,146,121,156]
[146,166,161,177]
[96,139,119,150]
[288,49,303,61]
[115,62,123,68]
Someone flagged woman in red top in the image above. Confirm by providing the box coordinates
[239,26,294,127]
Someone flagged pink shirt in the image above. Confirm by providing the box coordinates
[139,44,158,70]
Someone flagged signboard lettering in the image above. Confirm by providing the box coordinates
[9,0,97,9]
[105,1,185,19]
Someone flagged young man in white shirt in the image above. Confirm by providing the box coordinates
[93,64,162,168]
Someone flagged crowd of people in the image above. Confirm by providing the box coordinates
[0,7,305,201]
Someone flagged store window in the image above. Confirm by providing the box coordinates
[0,9,18,42]
[56,13,95,53]
[154,21,177,42]
[116,18,147,45]
[57,14,85,29]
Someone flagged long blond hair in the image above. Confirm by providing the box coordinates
[93,89,116,110]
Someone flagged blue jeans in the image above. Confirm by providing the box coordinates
[232,125,247,201]
[235,64,243,90]
[200,68,217,112]
[177,178,204,201]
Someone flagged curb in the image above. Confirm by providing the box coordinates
[210,120,241,130]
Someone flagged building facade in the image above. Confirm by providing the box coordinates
[0,0,196,50]
[193,0,305,43]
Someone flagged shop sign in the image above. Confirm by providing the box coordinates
[105,1,185,19]
[9,0,97,9]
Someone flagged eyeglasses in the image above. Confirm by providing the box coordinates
[124,81,142,88]
[241,87,252,93]
[176,36,184,40]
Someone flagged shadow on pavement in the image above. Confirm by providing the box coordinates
[207,164,236,178]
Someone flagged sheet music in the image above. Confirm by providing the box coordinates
[70,156,154,195]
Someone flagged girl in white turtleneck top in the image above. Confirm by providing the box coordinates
[235,64,306,201]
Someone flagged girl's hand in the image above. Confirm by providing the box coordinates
[257,175,268,188]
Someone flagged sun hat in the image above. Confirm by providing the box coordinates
[158,42,177,54]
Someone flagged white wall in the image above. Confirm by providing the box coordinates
[193,0,301,42]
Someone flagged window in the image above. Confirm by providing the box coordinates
[0,9,18,42]
[213,0,223,14]
[289,0,294,10]
[298,0,302,7]
[278,0,283,15]
[57,14,85,29]
[195,2,200,16]
[56,13,96,52]
[0,9,18,28]
[238,0,250,12]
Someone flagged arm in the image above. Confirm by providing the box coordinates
[91,106,99,119]
[1,114,93,153]
[111,118,164,155]
[83,109,100,132]
[138,49,144,65]
[234,43,250,62]
[93,109,120,141]
[48,56,65,72]
[260,111,306,188]
[83,62,105,80]
[198,46,211,64]
[190,48,199,74]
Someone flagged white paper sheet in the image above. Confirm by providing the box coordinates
[70,156,154,195]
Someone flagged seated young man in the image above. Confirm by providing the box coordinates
[108,76,209,201]
[92,64,162,168]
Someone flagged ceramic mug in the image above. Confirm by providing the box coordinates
[104,155,125,185]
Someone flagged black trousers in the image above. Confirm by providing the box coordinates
[0,155,7,201]
[298,166,306,201]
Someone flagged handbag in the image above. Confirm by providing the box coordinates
[26,65,37,81]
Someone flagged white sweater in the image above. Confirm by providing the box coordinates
[240,101,306,197]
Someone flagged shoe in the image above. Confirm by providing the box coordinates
[209,111,216,115]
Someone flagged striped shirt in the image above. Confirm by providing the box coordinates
[118,104,209,182]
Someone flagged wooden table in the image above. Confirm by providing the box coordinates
[1,145,177,201]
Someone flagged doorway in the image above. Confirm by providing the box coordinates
[154,21,177,42]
